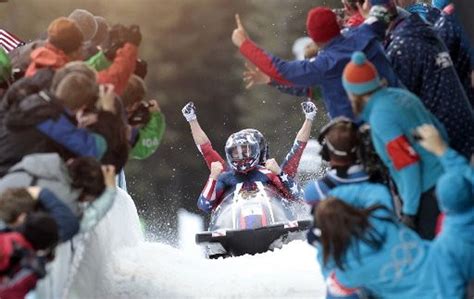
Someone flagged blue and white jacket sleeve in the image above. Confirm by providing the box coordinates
[239,39,325,87]
[80,187,117,233]
[37,188,80,242]
[36,114,107,159]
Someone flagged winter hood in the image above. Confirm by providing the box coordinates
[10,153,72,183]
[25,43,69,77]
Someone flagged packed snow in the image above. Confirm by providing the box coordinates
[62,188,325,299]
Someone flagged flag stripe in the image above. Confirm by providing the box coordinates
[0,29,24,53]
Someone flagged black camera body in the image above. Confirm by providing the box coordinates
[128,101,151,126]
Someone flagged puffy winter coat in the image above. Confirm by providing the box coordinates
[0,232,40,299]
[434,4,474,108]
[385,12,474,158]
[0,153,116,233]
[25,43,70,77]
[0,90,106,176]
[239,21,400,120]
[96,43,138,96]
[0,154,80,213]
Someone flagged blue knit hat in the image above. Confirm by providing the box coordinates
[342,52,382,95]
[432,0,451,10]
[436,172,473,214]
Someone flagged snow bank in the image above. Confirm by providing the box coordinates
[109,240,325,298]
[64,188,325,299]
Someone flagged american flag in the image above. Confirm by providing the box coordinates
[0,29,24,53]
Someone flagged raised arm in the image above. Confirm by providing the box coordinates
[36,114,107,159]
[182,102,226,170]
[232,14,324,87]
[281,101,316,177]
[79,166,117,232]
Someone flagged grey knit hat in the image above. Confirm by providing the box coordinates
[68,9,98,41]
[92,16,109,44]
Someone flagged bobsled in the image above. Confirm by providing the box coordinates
[195,182,311,258]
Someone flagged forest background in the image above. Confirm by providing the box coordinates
[0,0,340,242]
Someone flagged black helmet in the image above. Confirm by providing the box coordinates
[225,132,261,173]
[238,128,269,164]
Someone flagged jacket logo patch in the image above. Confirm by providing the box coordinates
[386,135,420,170]
[435,52,453,69]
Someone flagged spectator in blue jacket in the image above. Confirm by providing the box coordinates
[315,183,432,299]
[367,0,474,158]
[342,51,447,240]
[231,7,400,120]
[416,124,474,298]
[304,117,370,205]
[0,69,108,176]
[434,1,474,108]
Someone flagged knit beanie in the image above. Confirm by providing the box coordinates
[47,17,84,54]
[91,16,109,45]
[68,9,98,41]
[342,52,381,95]
[432,0,451,10]
[306,7,341,44]
[436,172,473,214]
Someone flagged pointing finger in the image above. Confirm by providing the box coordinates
[235,14,243,29]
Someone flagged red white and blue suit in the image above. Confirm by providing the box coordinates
[197,140,307,179]
[198,165,302,213]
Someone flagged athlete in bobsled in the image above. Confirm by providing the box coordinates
[182,100,317,179]
[195,131,311,257]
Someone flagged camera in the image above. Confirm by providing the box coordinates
[128,101,151,126]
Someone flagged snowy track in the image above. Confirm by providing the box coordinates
[64,189,325,299]
[110,240,325,298]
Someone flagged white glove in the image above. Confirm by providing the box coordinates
[301,101,317,121]
[182,101,197,122]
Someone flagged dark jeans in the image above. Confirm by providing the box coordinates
[415,187,440,240]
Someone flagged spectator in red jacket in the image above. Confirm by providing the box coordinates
[0,212,59,299]
[25,18,84,77]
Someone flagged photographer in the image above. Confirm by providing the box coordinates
[122,75,166,160]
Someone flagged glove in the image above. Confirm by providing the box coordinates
[125,25,142,47]
[101,24,127,60]
[400,214,416,230]
[182,101,197,122]
[301,101,317,121]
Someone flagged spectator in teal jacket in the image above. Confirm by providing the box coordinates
[316,183,431,299]
[416,124,474,298]
[342,51,447,240]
